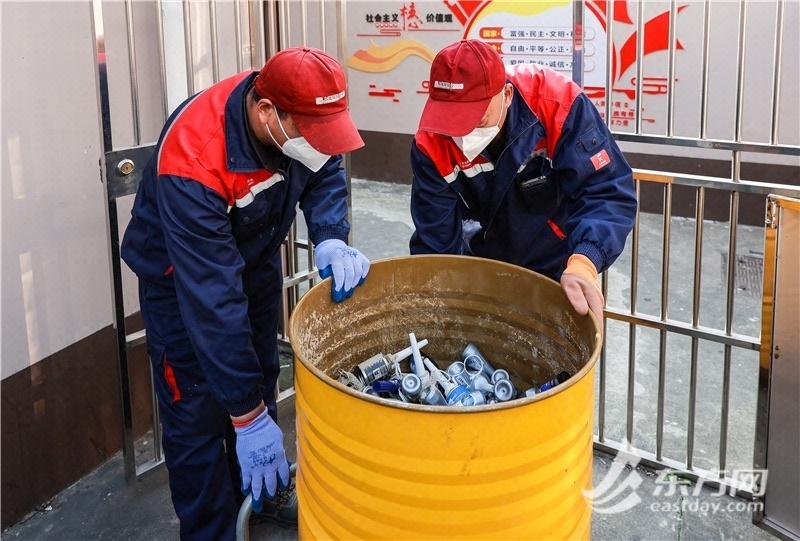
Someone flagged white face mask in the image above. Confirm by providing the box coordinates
[453,92,507,162]
[266,113,331,172]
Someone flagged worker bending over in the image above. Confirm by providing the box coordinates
[410,39,637,325]
[122,47,369,539]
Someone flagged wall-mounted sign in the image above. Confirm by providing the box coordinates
[345,1,710,138]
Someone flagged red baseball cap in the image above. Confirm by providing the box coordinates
[419,40,507,137]
[255,47,364,155]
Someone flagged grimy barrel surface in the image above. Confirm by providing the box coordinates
[288,255,601,540]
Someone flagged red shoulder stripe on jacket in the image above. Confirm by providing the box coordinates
[506,63,581,158]
[157,73,250,206]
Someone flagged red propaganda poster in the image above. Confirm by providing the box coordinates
[344,0,793,143]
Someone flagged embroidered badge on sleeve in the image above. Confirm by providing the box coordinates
[590,149,611,171]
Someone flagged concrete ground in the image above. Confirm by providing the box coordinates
[1,178,778,541]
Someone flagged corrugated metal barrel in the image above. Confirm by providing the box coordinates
[288,255,601,540]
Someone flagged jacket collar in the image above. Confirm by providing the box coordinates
[485,80,546,231]
[503,81,543,156]
[224,72,269,173]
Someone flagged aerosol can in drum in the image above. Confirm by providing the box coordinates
[492,379,516,402]
[519,371,571,398]
[372,377,405,401]
[461,343,495,377]
[470,373,494,394]
[470,371,513,402]
[457,390,486,406]
[445,361,472,387]
[352,354,392,387]
[491,369,511,383]
[352,339,429,387]
[400,373,423,402]
[487,369,516,401]
[418,383,447,406]
[431,365,471,406]
[539,371,571,392]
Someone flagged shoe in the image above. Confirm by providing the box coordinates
[250,485,298,529]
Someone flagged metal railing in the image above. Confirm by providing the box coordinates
[586,0,799,496]
[596,171,799,497]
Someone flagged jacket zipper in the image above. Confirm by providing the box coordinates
[484,119,541,238]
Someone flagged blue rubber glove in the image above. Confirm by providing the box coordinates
[234,408,290,513]
[314,239,370,302]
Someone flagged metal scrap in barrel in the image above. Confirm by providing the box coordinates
[289,255,601,540]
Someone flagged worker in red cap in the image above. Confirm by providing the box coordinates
[122,47,368,538]
[411,39,637,326]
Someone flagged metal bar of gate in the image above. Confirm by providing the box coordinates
[156,0,170,122]
[209,0,220,83]
[665,0,677,137]
[770,0,785,145]
[699,0,712,140]
[603,0,613,130]
[634,0,645,134]
[686,187,705,470]
[626,179,641,448]
[719,193,740,477]
[93,0,166,483]
[656,184,673,461]
[571,0,583,86]
[234,0,243,72]
[91,0,138,484]
[183,0,195,96]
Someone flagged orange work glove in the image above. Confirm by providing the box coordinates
[560,254,604,329]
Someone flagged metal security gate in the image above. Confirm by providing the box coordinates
[753,195,800,541]
[595,172,799,494]
[579,0,800,526]
[92,0,347,483]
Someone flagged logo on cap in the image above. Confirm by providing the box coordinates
[434,81,464,90]
[316,90,346,105]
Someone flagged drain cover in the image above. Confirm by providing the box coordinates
[721,251,763,298]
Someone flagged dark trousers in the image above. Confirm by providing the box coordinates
[141,255,282,541]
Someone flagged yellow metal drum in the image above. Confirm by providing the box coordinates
[288,255,601,540]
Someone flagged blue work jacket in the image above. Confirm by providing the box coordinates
[121,72,350,416]
[410,63,637,280]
